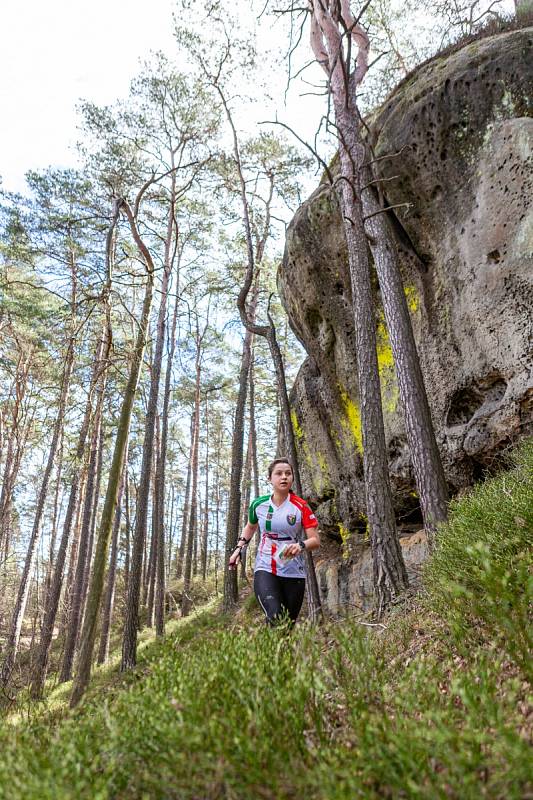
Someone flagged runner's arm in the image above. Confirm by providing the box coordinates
[284,526,320,558]
[228,521,258,567]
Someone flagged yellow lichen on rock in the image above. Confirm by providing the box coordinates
[404,285,420,314]
[290,408,304,441]
[339,385,364,454]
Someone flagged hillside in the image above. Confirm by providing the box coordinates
[0,442,531,800]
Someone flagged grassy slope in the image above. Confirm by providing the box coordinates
[0,443,531,800]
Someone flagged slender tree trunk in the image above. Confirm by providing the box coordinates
[222,325,253,611]
[176,414,194,579]
[97,451,126,665]
[146,419,160,627]
[71,264,154,703]
[79,417,105,633]
[166,486,175,584]
[0,355,31,557]
[61,462,88,637]
[70,198,155,704]
[362,175,448,539]
[124,467,131,590]
[181,346,202,617]
[240,420,252,581]
[201,397,210,582]
[60,371,107,684]
[0,339,75,689]
[154,279,180,634]
[333,96,409,616]
[120,185,174,672]
[44,428,64,600]
[31,328,109,699]
[249,355,260,501]
[214,424,222,595]
[308,1,408,614]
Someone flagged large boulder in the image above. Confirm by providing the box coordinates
[280,27,533,540]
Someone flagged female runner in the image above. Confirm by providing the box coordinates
[228,458,320,625]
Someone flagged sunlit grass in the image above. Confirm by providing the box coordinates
[0,441,531,799]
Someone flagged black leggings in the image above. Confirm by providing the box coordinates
[254,570,306,626]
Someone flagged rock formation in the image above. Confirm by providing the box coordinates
[280,26,533,556]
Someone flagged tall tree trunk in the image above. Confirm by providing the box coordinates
[166,486,175,584]
[44,428,64,601]
[71,196,156,702]
[336,121,408,615]
[154,278,180,634]
[222,325,253,611]
[124,467,131,590]
[79,416,105,633]
[200,397,210,582]
[61,462,88,637]
[60,368,107,684]
[0,338,75,689]
[240,419,252,581]
[308,1,408,613]
[97,451,126,665]
[181,342,202,617]
[146,418,161,627]
[362,176,448,539]
[176,414,194,579]
[30,328,109,699]
[0,354,31,558]
[120,184,174,671]
[249,354,260,501]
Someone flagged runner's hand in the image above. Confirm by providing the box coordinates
[228,547,243,570]
[283,543,301,558]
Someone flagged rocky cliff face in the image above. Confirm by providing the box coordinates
[280,27,533,548]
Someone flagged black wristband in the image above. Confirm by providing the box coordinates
[299,540,306,551]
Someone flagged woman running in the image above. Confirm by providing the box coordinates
[228,458,320,625]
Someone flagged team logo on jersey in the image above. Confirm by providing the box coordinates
[286,513,297,525]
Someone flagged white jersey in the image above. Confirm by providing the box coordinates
[249,492,318,578]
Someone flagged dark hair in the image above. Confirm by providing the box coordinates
[267,458,293,478]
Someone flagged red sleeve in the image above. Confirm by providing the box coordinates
[302,501,318,529]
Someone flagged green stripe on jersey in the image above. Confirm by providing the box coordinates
[249,494,270,524]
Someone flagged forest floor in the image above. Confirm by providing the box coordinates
[0,442,531,800]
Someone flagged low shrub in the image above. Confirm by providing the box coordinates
[424,439,533,677]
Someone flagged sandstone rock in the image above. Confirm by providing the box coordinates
[280,27,533,542]
[315,530,429,615]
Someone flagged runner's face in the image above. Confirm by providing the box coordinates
[270,464,293,493]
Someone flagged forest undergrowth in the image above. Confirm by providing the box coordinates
[0,442,531,800]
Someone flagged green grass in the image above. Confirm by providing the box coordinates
[0,442,531,799]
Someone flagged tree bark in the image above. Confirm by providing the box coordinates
[363,182,448,539]
[0,338,75,689]
[97,451,126,665]
[181,332,203,617]
[156,281,180,626]
[70,197,155,704]
[222,323,253,611]
[30,327,109,699]
[120,179,175,670]
[201,397,210,581]
[309,1,409,614]
[60,366,107,684]
[71,263,154,702]
[176,412,194,579]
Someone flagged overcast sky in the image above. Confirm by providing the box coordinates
[0,0,179,192]
[0,0,330,196]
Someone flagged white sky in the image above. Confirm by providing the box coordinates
[0,0,329,195]
[0,0,177,192]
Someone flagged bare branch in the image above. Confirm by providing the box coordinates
[363,202,412,221]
